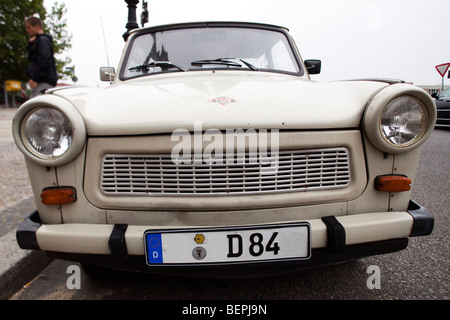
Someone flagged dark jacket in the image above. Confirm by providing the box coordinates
[26,34,58,86]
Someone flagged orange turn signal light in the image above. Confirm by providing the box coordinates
[375,175,411,192]
[41,187,77,205]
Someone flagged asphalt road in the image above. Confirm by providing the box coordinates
[7,129,450,302]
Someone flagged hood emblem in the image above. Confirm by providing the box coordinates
[209,96,237,105]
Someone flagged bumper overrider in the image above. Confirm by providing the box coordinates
[16,200,433,277]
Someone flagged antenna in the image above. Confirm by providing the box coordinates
[100,16,113,83]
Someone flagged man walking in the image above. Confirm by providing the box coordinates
[25,16,58,98]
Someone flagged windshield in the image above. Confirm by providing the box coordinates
[121,26,301,79]
[438,87,450,98]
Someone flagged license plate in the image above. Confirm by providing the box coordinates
[144,223,310,266]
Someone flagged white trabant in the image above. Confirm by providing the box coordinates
[13,22,436,277]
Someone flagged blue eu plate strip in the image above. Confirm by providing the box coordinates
[146,233,163,264]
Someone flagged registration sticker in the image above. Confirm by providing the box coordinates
[144,223,310,266]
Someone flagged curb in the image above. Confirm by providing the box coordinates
[0,230,53,300]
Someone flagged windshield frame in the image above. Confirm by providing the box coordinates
[119,22,305,80]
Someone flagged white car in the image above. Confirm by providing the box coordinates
[13,22,436,277]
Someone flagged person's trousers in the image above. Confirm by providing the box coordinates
[30,82,54,98]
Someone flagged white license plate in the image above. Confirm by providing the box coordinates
[144,223,310,266]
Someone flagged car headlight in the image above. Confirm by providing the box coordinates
[22,107,73,159]
[380,96,427,147]
[364,84,436,154]
[13,95,86,166]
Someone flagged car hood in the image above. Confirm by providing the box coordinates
[53,71,389,135]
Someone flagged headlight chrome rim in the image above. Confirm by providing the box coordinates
[12,95,86,166]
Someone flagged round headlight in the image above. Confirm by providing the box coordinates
[22,107,73,159]
[12,94,86,166]
[363,84,436,154]
[380,96,427,147]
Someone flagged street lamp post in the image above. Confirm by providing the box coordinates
[141,1,149,27]
[123,0,140,41]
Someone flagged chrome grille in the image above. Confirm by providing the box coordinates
[100,148,351,195]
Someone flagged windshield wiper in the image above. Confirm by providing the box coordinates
[191,58,258,71]
[129,61,185,72]
[238,59,259,71]
[191,58,241,68]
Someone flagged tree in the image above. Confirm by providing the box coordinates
[0,0,72,84]
[45,2,73,80]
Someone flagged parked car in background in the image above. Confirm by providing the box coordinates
[432,87,450,128]
[12,21,436,277]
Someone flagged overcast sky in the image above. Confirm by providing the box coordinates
[51,0,450,87]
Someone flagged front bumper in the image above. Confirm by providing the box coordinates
[16,200,433,277]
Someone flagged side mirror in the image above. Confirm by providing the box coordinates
[100,67,116,82]
[304,59,321,75]
[431,92,438,98]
